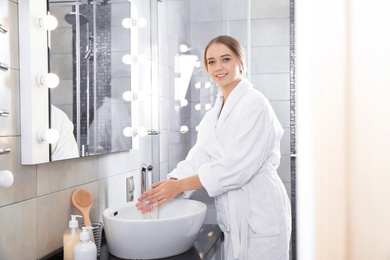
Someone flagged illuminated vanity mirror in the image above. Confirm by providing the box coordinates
[19,0,144,164]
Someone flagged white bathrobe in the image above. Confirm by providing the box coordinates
[168,79,291,259]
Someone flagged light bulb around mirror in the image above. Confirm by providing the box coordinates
[180,99,188,107]
[180,125,189,134]
[123,127,135,137]
[195,82,201,89]
[0,170,14,188]
[195,103,201,111]
[122,17,147,29]
[122,54,147,65]
[205,103,212,111]
[38,14,58,31]
[123,126,148,137]
[205,81,212,89]
[195,125,200,132]
[122,18,136,28]
[36,73,60,88]
[122,91,134,102]
[122,91,147,102]
[37,128,60,144]
[180,44,189,53]
[122,54,134,65]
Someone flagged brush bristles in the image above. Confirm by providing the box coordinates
[74,189,93,207]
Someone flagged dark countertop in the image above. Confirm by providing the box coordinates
[40,224,223,260]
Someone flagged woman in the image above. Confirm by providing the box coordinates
[137,35,291,259]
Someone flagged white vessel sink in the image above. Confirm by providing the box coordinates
[102,199,207,259]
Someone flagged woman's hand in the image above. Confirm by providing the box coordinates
[136,179,182,213]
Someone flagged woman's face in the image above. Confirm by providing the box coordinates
[205,43,242,89]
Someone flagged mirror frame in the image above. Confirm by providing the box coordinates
[19,0,51,164]
[19,0,142,164]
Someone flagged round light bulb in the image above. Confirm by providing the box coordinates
[38,129,60,144]
[180,44,188,53]
[122,91,134,102]
[0,170,14,188]
[195,103,201,111]
[180,125,189,134]
[37,73,60,88]
[122,18,135,28]
[45,73,60,88]
[123,127,135,137]
[180,99,188,107]
[195,125,200,132]
[195,82,201,89]
[205,103,212,111]
[122,54,133,65]
[205,81,212,89]
[45,128,60,144]
[39,14,58,31]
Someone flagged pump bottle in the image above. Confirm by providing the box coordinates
[63,215,82,260]
[73,226,97,260]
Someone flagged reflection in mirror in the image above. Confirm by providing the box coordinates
[48,0,133,160]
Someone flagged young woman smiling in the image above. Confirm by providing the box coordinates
[137,35,291,260]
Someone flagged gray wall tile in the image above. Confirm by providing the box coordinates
[0,69,20,136]
[37,182,99,258]
[0,199,37,260]
[37,156,98,196]
[251,46,290,73]
[190,0,222,23]
[251,0,290,19]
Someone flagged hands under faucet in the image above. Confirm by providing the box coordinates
[136,179,182,213]
[136,175,204,213]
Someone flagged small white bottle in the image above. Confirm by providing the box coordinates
[73,226,97,260]
[63,215,82,260]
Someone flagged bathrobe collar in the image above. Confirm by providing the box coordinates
[215,78,253,129]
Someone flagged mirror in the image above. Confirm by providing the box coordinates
[48,0,133,160]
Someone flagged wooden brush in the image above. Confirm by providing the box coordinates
[72,189,93,226]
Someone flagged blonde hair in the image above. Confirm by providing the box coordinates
[203,35,246,74]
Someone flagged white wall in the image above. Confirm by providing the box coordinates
[296,0,390,259]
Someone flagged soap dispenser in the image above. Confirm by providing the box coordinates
[63,215,82,260]
[73,226,97,260]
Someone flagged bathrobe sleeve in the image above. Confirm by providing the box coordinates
[167,136,213,198]
[51,105,80,160]
[168,142,210,179]
[198,96,283,197]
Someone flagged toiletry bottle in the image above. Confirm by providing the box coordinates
[73,226,97,260]
[63,215,82,260]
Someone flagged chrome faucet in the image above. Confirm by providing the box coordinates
[141,163,153,194]
[126,176,135,202]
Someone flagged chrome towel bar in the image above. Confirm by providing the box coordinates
[0,147,11,154]
[0,109,9,117]
[0,62,9,72]
[0,24,8,34]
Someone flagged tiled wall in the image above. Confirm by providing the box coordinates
[0,0,152,259]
